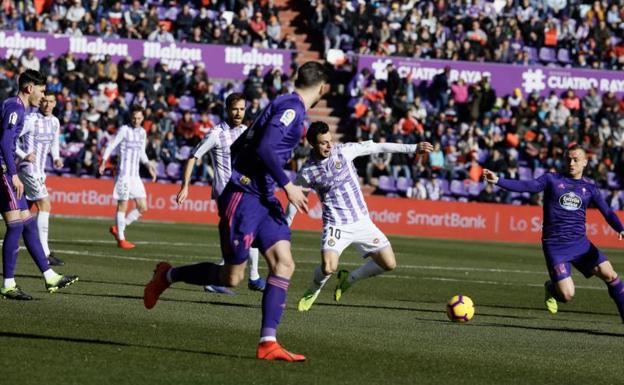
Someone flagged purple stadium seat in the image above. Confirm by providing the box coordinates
[519,166,533,181]
[396,177,412,193]
[607,172,621,189]
[450,180,468,197]
[156,161,166,179]
[166,162,181,180]
[378,176,397,194]
[179,95,196,111]
[539,47,557,63]
[124,92,134,106]
[524,46,538,62]
[177,145,192,161]
[557,48,572,64]
[440,179,450,196]
[467,182,484,197]
[533,167,545,179]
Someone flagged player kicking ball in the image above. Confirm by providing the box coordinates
[99,106,156,249]
[288,121,433,311]
[0,70,78,300]
[176,93,265,294]
[144,61,329,361]
[16,91,65,266]
[483,144,624,323]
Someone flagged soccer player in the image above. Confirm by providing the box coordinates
[288,121,433,311]
[0,69,78,300]
[483,144,624,323]
[99,106,156,249]
[16,91,65,266]
[176,92,266,294]
[144,61,330,362]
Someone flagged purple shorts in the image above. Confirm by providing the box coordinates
[217,185,290,265]
[0,173,28,213]
[542,238,608,282]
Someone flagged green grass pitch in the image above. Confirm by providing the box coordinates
[1,217,623,385]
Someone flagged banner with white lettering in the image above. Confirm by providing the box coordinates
[357,55,624,97]
[0,31,292,77]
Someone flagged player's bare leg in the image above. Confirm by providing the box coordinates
[298,250,338,311]
[34,197,63,266]
[593,261,624,322]
[544,276,575,314]
[335,246,396,302]
[256,240,305,362]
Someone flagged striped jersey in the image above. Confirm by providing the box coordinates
[102,125,149,178]
[17,112,61,176]
[191,122,247,199]
[297,141,416,226]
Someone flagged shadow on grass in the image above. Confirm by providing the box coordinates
[0,330,254,360]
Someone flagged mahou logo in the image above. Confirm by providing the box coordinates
[559,192,582,211]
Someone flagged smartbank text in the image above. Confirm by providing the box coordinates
[370,209,487,229]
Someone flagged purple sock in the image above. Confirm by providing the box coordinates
[260,274,289,340]
[2,220,23,279]
[22,216,50,273]
[606,277,624,322]
[170,262,221,285]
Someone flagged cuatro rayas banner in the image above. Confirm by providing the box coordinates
[357,54,624,98]
[0,31,292,77]
[45,176,624,248]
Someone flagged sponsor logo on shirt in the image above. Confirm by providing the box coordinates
[559,192,582,211]
[279,109,296,126]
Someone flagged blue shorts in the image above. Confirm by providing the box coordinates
[217,185,290,265]
[542,238,608,282]
[0,173,28,213]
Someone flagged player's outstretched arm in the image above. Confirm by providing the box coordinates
[176,157,197,205]
[342,140,433,162]
[99,127,126,175]
[484,170,547,193]
[592,189,624,236]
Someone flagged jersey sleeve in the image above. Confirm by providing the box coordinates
[50,118,61,161]
[140,132,149,165]
[0,106,21,175]
[191,130,218,159]
[101,126,126,162]
[592,186,624,233]
[341,141,417,162]
[497,173,549,193]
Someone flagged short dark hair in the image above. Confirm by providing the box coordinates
[225,92,245,109]
[44,90,57,97]
[18,69,45,90]
[130,105,145,116]
[306,121,330,145]
[294,61,329,89]
[565,144,586,157]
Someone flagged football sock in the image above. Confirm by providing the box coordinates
[37,210,50,256]
[2,220,23,280]
[125,209,141,227]
[348,259,386,284]
[260,274,289,343]
[43,269,59,282]
[3,278,16,289]
[169,262,221,285]
[116,212,126,240]
[309,265,331,292]
[606,276,624,322]
[22,216,51,273]
[248,248,260,281]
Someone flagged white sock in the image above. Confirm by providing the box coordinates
[116,212,126,240]
[309,265,331,292]
[248,248,260,280]
[43,268,59,282]
[259,336,277,343]
[165,268,173,283]
[125,209,141,227]
[3,278,16,289]
[37,211,50,256]
[348,259,386,285]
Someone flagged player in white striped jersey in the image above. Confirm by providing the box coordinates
[15,92,65,266]
[99,106,156,249]
[288,121,433,311]
[176,93,266,293]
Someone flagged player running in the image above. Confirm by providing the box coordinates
[144,61,329,361]
[0,69,78,300]
[99,106,156,249]
[176,92,266,294]
[16,91,65,266]
[288,121,433,311]
[483,144,624,323]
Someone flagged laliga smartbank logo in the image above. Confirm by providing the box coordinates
[406,211,487,229]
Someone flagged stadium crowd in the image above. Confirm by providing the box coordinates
[309,0,624,70]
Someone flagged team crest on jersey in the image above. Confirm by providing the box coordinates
[279,109,296,126]
[559,192,582,211]
[334,161,343,169]
[9,112,17,125]
[327,239,336,247]
[373,238,380,244]
[239,175,251,185]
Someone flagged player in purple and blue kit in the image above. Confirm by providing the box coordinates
[483,144,624,322]
[144,62,330,361]
[0,70,78,300]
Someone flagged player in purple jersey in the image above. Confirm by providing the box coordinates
[0,70,78,300]
[483,145,624,322]
[287,122,432,311]
[16,91,65,266]
[144,61,330,361]
[176,93,266,294]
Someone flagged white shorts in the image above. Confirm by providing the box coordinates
[18,172,48,201]
[113,177,146,201]
[321,217,390,257]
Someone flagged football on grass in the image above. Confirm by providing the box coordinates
[446,295,475,323]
